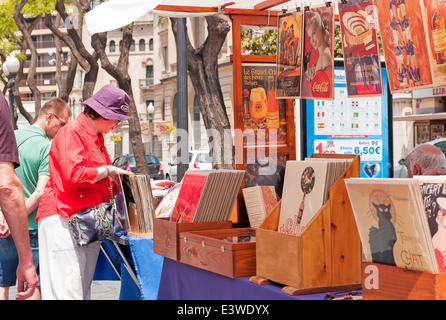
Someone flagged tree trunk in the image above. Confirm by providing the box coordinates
[13,0,41,121]
[171,16,233,169]
[91,25,149,175]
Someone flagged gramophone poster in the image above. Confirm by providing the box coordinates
[338,0,383,97]
[241,63,287,147]
[301,5,335,100]
[276,11,303,98]
[422,0,446,87]
[278,160,328,236]
[375,0,433,93]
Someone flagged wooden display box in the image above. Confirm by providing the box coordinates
[362,262,446,300]
[153,217,232,261]
[179,228,256,278]
[254,154,362,295]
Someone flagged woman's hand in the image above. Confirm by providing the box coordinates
[97,165,134,184]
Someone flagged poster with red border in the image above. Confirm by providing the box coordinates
[301,5,335,100]
[375,0,433,93]
[170,172,207,223]
[338,0,384,97]
[422,0,446,87]
[276,11,303,98]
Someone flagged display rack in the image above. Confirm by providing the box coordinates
[252,154,362,295]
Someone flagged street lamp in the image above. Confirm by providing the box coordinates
[147,102,155,154]
[3,54,20,129]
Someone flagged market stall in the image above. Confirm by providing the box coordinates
[86,0,446,301]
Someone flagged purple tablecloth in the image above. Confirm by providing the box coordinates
[157,258,329,300]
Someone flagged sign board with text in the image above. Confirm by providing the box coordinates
[306,67,390,178]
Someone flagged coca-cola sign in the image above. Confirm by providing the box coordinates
[311,71,331,98]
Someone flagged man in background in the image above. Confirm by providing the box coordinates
[0,92,38,300]
[0,97,70,300]
[406,144,446,178]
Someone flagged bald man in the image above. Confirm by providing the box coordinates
[406,144,446,178]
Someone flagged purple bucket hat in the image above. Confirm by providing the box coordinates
[83,85,133,121]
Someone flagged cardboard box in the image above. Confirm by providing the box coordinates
[153,217,232,261]
[179,228,256,278]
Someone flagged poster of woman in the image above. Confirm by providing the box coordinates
[338,0,384,97]
[301,5,335,100]
[375,0,433,93]
[422,0,446,87]
[276,11,303,98]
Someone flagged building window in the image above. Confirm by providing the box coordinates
[163,46,168,71]
[149,38,154,51]
[146,65,153,79]
[139,39,146,51]
[109,40,116,52]
[130,40,135,52]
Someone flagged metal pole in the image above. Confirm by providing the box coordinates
[7,74,16,130]
[176,18,189,182]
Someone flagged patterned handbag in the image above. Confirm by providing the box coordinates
[67,202,123,247]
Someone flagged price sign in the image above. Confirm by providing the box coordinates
[314,139,383,161]
[306,67,390,178]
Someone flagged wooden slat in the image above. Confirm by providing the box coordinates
[154,5,218,13]
[254,0,291,10]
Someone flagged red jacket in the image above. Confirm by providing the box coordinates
[36,113,112,221]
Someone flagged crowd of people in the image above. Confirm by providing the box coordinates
[0,85,133,300]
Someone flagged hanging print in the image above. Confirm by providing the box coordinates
[301,4,335,100]
[375,0,433,93]
[422,0,446,87]
[276,10,303,98]
[338,0,384,97]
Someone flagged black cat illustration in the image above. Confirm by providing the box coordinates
[368,202,397,266]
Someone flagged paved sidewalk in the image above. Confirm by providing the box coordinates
[8,280,122,300]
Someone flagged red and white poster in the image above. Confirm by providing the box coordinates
[422,0,446,87]
[276,11,304,98]
[338,0,383,97]
[301,5,335,100]
[375,0,433,93]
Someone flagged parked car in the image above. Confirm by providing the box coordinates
[112,154,164,180]
[165,150,212,182]
[394,138,446,178]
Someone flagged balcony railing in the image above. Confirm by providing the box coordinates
[18,78,56,87]
[139,78,154,88]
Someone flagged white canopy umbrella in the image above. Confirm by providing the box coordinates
[85,0,332,35]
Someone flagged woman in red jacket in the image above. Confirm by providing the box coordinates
[37,85,134,300]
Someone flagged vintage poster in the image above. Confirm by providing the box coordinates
[338,0,383,97]
[276,11,303,98]
[345,178,439,273]
[416,176,446,273]
[170,172,208,223]
[244,154,287,198]
[375,0,433,93]
[301,5,335,100]
[241,64,287,147]
[422,0,446,87]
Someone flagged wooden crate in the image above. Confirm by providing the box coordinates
[254,154,362,295]
[179,228,256,278]
[153,217,232,261]
[362,262,446,300]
